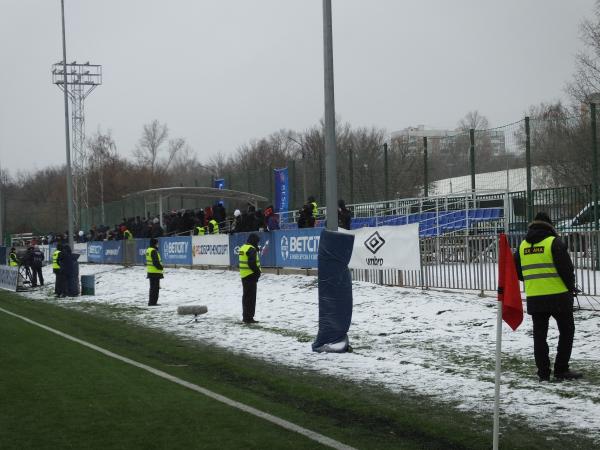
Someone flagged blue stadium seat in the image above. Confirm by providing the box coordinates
[490,208,502,219]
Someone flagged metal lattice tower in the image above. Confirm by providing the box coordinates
[52,61,102,229]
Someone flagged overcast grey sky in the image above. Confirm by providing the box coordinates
[0,0,594,173]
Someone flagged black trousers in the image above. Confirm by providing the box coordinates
[55,272,67,297]
[531,310,575,377]
[242,275,258,321]
[31,267,44,286]
[149,277,160,306]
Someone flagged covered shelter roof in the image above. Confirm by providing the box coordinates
[122,187,269,228]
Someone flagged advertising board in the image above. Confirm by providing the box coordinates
[87,242,104,264]
[159,236,192,265]
[192,235,230,266]
[273,228,322,268]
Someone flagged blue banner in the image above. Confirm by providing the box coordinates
[103,241,123,264]
[214,178,225,207]
[135,239,150,265]
[273,228,322,268]
[229,232,275,268]
[87,242,104,264]
[274,168,289,213]
[159,236,192,265]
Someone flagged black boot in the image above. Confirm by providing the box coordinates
[554,370,583,381]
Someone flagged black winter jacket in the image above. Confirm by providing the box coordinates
[513,221,575,314]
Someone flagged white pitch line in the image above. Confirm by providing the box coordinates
[0,306,357,450]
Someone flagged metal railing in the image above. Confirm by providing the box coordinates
[351,231,600,300]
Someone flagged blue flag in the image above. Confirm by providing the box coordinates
[274,168,289,213]
[214,178,225,206]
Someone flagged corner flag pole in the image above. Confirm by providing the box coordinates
[493,298,503,450]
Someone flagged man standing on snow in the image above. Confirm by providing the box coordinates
[514,212,581,382]
[146,238,164,306]
[239,233,261,323]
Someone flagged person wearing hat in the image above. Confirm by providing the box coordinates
[514,211,582,381]
[145,238,164,306]
[230,209,243,234]
[239,233,261,323]
[31,245,45,287]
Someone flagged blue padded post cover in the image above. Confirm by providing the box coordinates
[312,229,355,353]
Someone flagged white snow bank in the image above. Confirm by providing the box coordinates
[23,264,600,441]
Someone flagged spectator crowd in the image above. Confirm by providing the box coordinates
[34,196,353,244]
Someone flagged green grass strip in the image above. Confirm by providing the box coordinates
[0,290,597,449]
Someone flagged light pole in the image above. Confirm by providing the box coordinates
[322,0,338,231]
[59,0,74,249]
[0,161,3,245]
[286,136,308,203]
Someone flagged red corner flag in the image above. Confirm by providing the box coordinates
[497,234,523,331]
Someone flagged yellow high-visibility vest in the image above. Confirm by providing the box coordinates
[123,230,133,240]
[146,247,163,275]
[9,252,18,267]
[209,219,219,234]
[311,201,318,218]
[239,244,260,278]
[52,250,61,270]
[196,226,205,236]
[519,236,568,297]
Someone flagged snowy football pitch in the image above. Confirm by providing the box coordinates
[1,264,599,448]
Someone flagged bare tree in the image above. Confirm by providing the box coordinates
[458,110,490,131]
[567,0,600,102]
[526,102,590,187]
[87,129,117,225]
[133,120,169,187]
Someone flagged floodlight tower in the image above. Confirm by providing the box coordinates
[52,61,102,229]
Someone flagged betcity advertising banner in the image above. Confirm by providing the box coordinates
[229,232,275,268]
[73,243,88,263]
[274,168,289,213]
[273,228,322,268]
[87,242,104,263]
[103,241,123,264]
[0,266,18,291]
[192,235,230,266]
[341,224,421,271]
[159,236,192,265]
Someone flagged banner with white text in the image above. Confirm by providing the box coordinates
[342,224,421,271]
[192,235,230,266]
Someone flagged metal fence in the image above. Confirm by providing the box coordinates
[351,231,600,302]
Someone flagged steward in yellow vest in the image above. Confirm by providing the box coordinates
[239,233,261,323]
[208,219,219,234]
[123,229,133,240]
[146,238,163,306]
[514,212,581,381]
[9,248,19,267]
[194,225,205,236]
[52,243,68,297]
[52,247,61,273]
[308,195,318,219]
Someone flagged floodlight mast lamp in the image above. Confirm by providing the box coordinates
[52,57,102,237]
